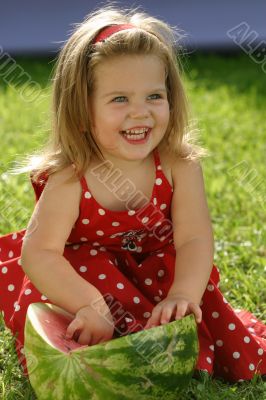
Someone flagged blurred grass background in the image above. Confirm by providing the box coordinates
[0,52,265,398]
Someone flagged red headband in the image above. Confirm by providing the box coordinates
[93,24,136,44]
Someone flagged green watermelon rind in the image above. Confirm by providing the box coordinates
[24,302,199,400]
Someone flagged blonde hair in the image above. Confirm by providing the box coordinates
[12,4,208,184]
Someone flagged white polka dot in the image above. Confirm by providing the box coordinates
[79,266,87,273]
[212,312,219,319]
[1,267,8,274]
[41,295,48,301]
[157,165,162,170]
[98,274,106,280]
[24,289,32,295]
[159,236,166,242]
[12,233,17,240]
[207,284,214,291]
[144,278,152,286]
[80,237,88,242]
[99,247,106,252]
[112,222,120,227]
[84,191,91,198]
[158,269,165,277]
[251,318,257,323]
[90,249,98,256]
[133,296,140,304]
[117,283,124,289]
[153,198,157,205]
[233,352,240,359]
[248,327,255,333]
[14,303,20,312]
[206,357,212,364]
[160,203,167,210]
[143,312,151,318]
[82,218,90,225]
[93,242,100,246]
[249,364,255,371]
[238,379,244,382]
[8,284,15,292]
[223,297,228,304]
[17,258,22,266]
[158,289,163,296]
[98,208,105,215]
[125,317,133,323]
[142,217,149,224]
[154,296,161,302]
[244,336,251,343]
[156,178,162,185]
[8,251,14,258]
[228,323,236,331]
[72,245,80,250]
[20,347,25,354]
[258,348,263,356]
[96,230,104,236]
[156,253,164,257]
[216,340,223,347]
[128,210,136,216]
[138,263,142,268]
[209,345,214,351]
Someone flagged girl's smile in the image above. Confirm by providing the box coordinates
[90,54,170,169]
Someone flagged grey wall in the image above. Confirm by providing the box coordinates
[1,0,266,55]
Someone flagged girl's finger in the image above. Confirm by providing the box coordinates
[175,302,188,320]
[188,303,202,323]
[144,305,162,329]
[77,330,92,346]
[160,305,174,324]
[65,317,83,339]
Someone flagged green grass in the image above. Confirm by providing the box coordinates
[0,52,266,399]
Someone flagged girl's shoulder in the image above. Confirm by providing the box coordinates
[24,165,83,253]
[158,143,202,190]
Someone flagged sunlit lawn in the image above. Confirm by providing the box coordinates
[0,52,265,399]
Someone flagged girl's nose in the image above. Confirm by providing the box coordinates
[129,103,150,119]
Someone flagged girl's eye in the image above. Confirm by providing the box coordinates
[112,96,127,103]
[148,94,162,100]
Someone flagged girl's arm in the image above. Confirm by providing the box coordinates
[21,166,103,315]
[168,157,214,305]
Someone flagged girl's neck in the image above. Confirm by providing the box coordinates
[91,151,153,174]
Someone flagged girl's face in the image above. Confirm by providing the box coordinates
[89,54,170,168]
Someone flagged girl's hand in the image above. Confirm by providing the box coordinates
[143,293,202,329]
[65,298,115,346]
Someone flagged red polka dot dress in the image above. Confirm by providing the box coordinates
[0,147,265,382]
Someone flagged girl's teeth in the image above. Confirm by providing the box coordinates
[120,128,150,140]
[125,128,148,134]
[123,132,146,140]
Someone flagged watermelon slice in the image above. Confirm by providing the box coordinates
[24,302,198,400]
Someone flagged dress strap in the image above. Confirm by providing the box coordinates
[153,147,161,168]
[71,164,90,193]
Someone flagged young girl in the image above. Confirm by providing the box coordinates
[0,5,265,383]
